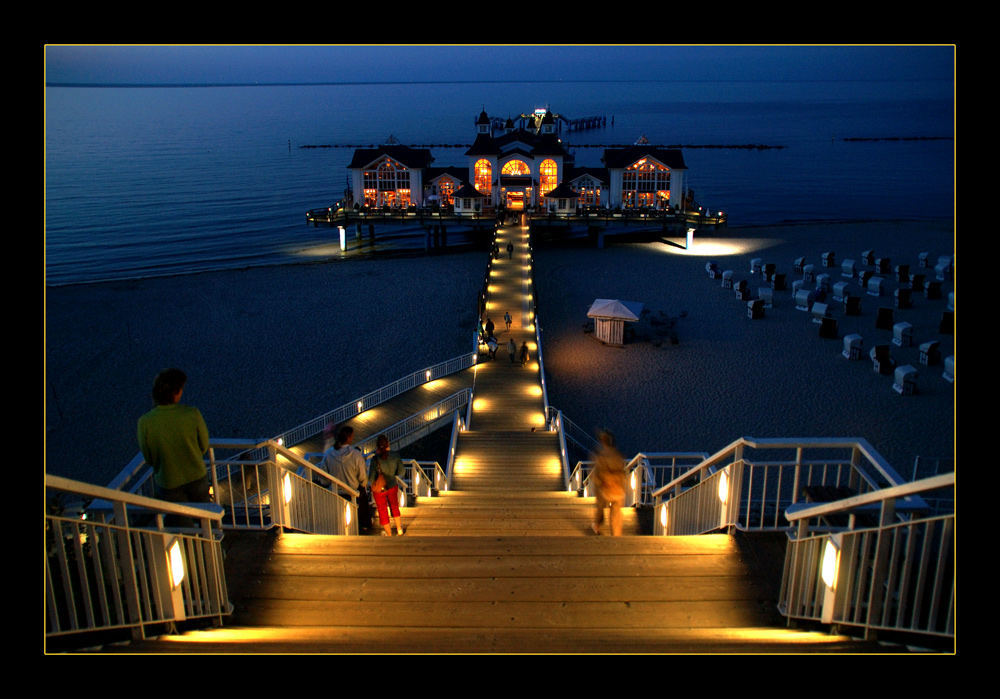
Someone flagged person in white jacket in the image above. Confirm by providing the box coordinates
[319,424,372,533]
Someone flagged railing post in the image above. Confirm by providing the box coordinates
[791,447,803,504]
[864,496,898,640]
[112,500,145,640]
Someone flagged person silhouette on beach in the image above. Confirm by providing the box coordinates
[519,341,529,367]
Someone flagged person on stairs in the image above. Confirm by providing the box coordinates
[590,430,626,536]
[369,434,406,536]
[319,424,372,533]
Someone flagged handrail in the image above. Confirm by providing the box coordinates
[45,474,229,642]
[783,473,950,524]
[651,437,911,536]
[652,436,907,500]
[353,388,472,456]
[108,354,478,494]
[779,472,955,643]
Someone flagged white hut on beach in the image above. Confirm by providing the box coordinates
[587,298,644,346]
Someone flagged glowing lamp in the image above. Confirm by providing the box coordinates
[357,401,363,412]
[338,226,346,252]
[717,470,729,504]
[630,470,637,491]
[425,370,431,381]
[822,537,841,589]
[167,538,185,588]
[283,473,293,504]
[659,504,668,529]
[344,503,352,527]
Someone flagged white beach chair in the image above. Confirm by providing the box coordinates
[892,321,913,347]
[721,270,734,289]
[943,355,954,383]
[841,259,857,278]
[822,251,836,268]
[919,340,941,366]
[892,364,918,395]
[758,287,773,308]
[918,251,931,268]
[802,264,816,283]
[816,273,831,293]
[867,276,886,296]
[811,302,831,324]
[794,288,815,311]
[861,250,875,266]
[833,281,850,302]
[842,334,863,360]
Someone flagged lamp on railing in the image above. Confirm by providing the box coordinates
[283,473,293,504]
[659,503,668,533]
[821,536,841,590]
[167,537,185,589]
[820,534,843,624]
[344,501,352,528]
[717,469,729,504]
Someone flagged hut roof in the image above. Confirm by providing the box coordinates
[587,299,644,321]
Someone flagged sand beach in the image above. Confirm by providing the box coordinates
[44,219,955,488]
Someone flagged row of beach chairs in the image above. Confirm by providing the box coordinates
[705,248,955,394]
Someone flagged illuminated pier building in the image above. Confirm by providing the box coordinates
[346,108,689,216]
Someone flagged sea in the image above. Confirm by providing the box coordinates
[44,79,954,287]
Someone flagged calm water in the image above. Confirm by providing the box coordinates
[44,80,954,286]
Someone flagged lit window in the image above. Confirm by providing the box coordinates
[622,158,671,209]
[474,159,492,195]
[539,159,557,197]
[502,159,530,176]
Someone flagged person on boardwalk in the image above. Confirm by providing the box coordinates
[504,311,512,332]
[519,340,530,367]
[369,434,406,536]
[137,368,211,507]
[508,337,517,363]
[485,316,495,338]
[319,424,372,533]
[487,334,498,360]
[507,241,514,259]
[590,430,627,536]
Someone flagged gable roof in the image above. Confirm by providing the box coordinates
[601,147,687,170]
[348,145,434,170]
[587,299,645,321]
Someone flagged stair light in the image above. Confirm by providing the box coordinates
[357,401,363,412]
[821,537,841,589]
[630,470,637,491]
[717,469,729,504]
[425,370,431,381]
[659,504,668,530]
[344,502,352,527]
[167,537,185,588]
[283,473,292,504]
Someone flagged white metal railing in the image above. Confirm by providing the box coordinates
[352,389,472,457]
[569,451,709,506]
[651,437,910,536]
[268,353,477,455]
[108,355,478,496]
[45,474,229,642]
[779,472,954,643]
[210,439,359,534]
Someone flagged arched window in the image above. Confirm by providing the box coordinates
[621,158,671,209]
[474,159,492,195]
[501,159,531,176]
[539,159,558,197]
[363,157,411,207]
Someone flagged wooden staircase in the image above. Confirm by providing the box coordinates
[111,223,888,653]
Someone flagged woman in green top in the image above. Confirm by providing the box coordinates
[369,434,406,536]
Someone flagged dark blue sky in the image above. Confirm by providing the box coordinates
[44,45,954,85]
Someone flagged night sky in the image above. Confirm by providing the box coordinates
[44,44,955,85]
